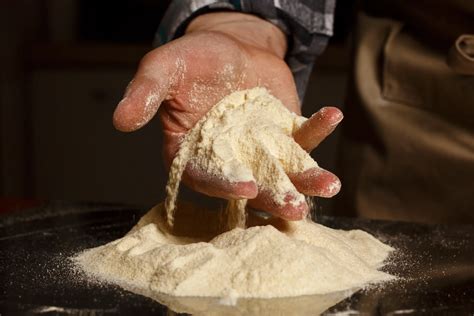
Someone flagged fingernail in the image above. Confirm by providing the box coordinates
[325,178,341,197]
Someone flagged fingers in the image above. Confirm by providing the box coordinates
[248,190,308,221]
[113,48,180,132]
[183,163,258,200]
[245,167,340,221]
[293,106,343,152]
[290,107,343,199]
[289,167,341,198]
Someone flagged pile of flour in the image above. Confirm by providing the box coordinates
[74,88,394,299]
[74,202,394,298]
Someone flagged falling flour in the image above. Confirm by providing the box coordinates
[74,88,394,300]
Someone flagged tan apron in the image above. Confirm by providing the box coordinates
[335,2,474,224]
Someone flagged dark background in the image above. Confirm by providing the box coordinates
[0,0,353,212]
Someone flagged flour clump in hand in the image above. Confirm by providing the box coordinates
[165,87,320,226]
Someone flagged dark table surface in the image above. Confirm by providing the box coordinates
[0,201,473,315]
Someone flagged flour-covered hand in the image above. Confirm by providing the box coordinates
[112,12,342,220]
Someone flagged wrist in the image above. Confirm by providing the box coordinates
[186,12,287,59]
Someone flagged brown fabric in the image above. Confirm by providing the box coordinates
[335,13,474,224]
[361,0,474,49]
[448,35,474,75]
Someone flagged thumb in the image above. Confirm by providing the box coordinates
[113,48,181,132]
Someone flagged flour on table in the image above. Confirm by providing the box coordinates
[74,203,394,299]
[74,88,394,300]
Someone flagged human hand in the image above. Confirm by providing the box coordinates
[113,12,342,220]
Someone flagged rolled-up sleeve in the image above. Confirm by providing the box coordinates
[155,0,336,101]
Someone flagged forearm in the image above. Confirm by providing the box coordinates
[186,12,287,59]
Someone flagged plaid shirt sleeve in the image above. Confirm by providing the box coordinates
[154,0,336,102]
